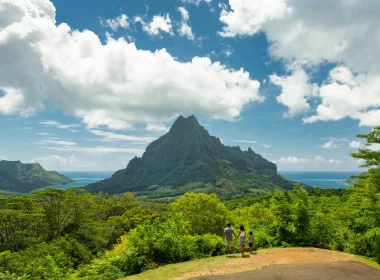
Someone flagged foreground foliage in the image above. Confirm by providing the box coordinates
[0,128,380,279]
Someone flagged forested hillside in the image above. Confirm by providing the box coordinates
[0,128,379,280]
[0,161,74,193]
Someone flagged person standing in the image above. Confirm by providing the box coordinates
[236,225,246,257]
[248,231,254,254]
[223,223,237,255]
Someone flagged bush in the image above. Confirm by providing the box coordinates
[74,259,124,280]
[0,236,93,279]
[113,219,225,275]
[53,236,93,268]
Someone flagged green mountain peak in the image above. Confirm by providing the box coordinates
[86,115,298,197]
[168,115,204,137]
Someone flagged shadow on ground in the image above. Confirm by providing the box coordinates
[191,261,380,280]
[226,253,255,258]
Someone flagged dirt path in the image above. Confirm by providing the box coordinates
[173,248,358,280]
[125,248,379,280]
[191,261,380,280]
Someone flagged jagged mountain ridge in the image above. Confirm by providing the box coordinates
[86,115,296,195]
[0,160,75,193]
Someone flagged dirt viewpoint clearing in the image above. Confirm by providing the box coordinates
[124,248,380,280]
[192,261,380,280]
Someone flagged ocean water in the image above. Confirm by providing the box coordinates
[51,171,114,189]
[52,171,361,190]
[279,171,360,189]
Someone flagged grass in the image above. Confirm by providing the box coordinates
[355,255,380,269]
[123,255,230,280]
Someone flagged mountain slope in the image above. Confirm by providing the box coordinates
[0,160,75,193]
[86,116,301,197]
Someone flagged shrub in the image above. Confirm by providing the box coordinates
[114,219,225,275]
[74,259,124,280]
[0,236,92,279]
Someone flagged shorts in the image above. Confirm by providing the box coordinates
[240,237,246,246]
[225,240,233,247]
[249,243,254,248]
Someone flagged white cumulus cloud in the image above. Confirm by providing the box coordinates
[135,14,173,36]
[270,65,319,117]
[32,155,76,170]
[357,159,366,166]
[146,124,170,134]
[219,0,380,126]
[303,67,380,126]
[101,14,129,32]
[178,7,195,40]
[180,0,212,5]
[349,141,362,149]
[274,155,342,165]
[0,156,8,161]
[218,0,380,72]
[0,0,262,130]
[219,0,291,38]
[320,138,348,149]
[369,143,380,151]
[322,140,340,149]
[89,130,157,143]
[0,87,36,117]
[314,155,341,164]
[273,156,310,164]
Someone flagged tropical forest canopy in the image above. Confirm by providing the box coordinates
[0,128,379,280]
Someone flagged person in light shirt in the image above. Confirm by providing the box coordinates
[235,225,246,257]
[223,223,237,255]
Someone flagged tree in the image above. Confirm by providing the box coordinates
[270,186,310,246]
[0,195,43,252]
[172,193,228,235]
[352,127,380,167]
[351,126,380,192]
[350,127,380,261]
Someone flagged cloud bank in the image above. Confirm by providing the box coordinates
[219,0,380,126]
[0,0,262,131]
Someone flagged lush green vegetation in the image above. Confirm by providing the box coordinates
[132,177,287,202]
[0,127,380,279]
[2,184,379,280]
[0,190,23,198]
[0,160,74,193]
[0,188,165,279]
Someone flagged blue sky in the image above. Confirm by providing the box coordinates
[0,0,378,171]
